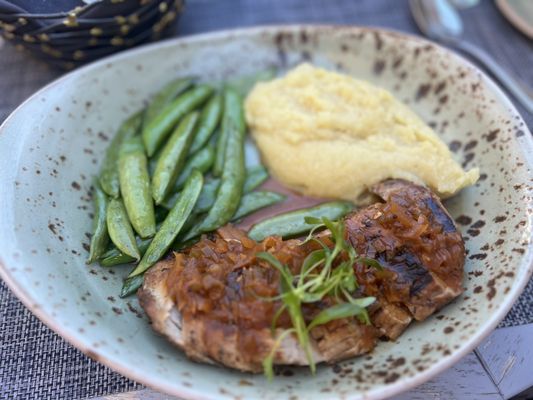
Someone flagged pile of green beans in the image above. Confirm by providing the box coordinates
[86,75,288,298]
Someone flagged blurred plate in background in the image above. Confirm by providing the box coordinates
[496,0,533,39]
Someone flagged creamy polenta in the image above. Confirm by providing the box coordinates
[244,63,478,203]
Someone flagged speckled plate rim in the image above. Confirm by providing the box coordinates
[0,24,532,400]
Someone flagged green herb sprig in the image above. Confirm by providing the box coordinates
[258,217,382,380]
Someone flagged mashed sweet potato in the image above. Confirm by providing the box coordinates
[244,63,478,202]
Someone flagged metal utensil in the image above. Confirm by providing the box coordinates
[410,0,533,114]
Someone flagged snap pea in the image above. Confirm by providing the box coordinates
[120,275,144,298]
[183,89,245,239]
[159,192,180,211]
[193,166,268,214]
[106,198,140,260]
[128,170,204,278]
[232,191,286,221]
[178,210,201,237]
[161,177,219,211]
[173,144,215,191]
[152,112,199,204]
[212,125,228,177]
[243,165,269,193]
[192,178,220,213]
[154,206,169,223]
[143,77,194,128]
[148,147,163,177]
[171,212,204,250]
[247,201,354,241]
[99,111,143,198]
[169,191,284,251]
[99,237,151,267]
[119,136,156,238]
[162,164,263,212]
[87,179,109,264]
[142,85,213,156]
[99,221,163,266]
[189,94,223,154]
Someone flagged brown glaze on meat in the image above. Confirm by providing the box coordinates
[167,228,306,331]
[138,180,465,372]
[347,180,465,325]
[139,228,378,372]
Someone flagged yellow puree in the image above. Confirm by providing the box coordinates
[244,63,479,203]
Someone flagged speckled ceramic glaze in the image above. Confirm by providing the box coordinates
[0,26,531,400]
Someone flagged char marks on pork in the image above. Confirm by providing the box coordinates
[138,180,465,372]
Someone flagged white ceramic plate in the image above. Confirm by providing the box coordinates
[0,25,532,400]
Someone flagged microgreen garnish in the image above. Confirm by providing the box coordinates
[258,217,382,380]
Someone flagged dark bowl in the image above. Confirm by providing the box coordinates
[0,0,184,69]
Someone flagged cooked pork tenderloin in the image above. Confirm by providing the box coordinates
[138,180,465,372]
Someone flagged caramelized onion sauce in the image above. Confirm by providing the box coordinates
[166,182,464,331]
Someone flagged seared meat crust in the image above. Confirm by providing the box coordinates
[138,180,465,372]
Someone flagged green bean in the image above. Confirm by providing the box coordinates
[247,201,354,241]
[120,275,144,298]
[144,77,194,127]
[119,136,156,238]
[99,111,142,198]
[87,179,109,263]
[152,112,199,204]
[128,170,204,278]
[106,198,140,260]
[232,191,286,221]
[243,165,269,193]
[142,85,213,157]
[99,237,151,267]
[173,144,215,191]
[189,94,223,154]
[183,89,246,240]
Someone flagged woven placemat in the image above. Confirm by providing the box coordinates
[0,0,532,399]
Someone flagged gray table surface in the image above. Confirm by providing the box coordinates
[0,1,532,399]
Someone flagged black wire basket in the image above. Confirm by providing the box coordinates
[0,0,185,69]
